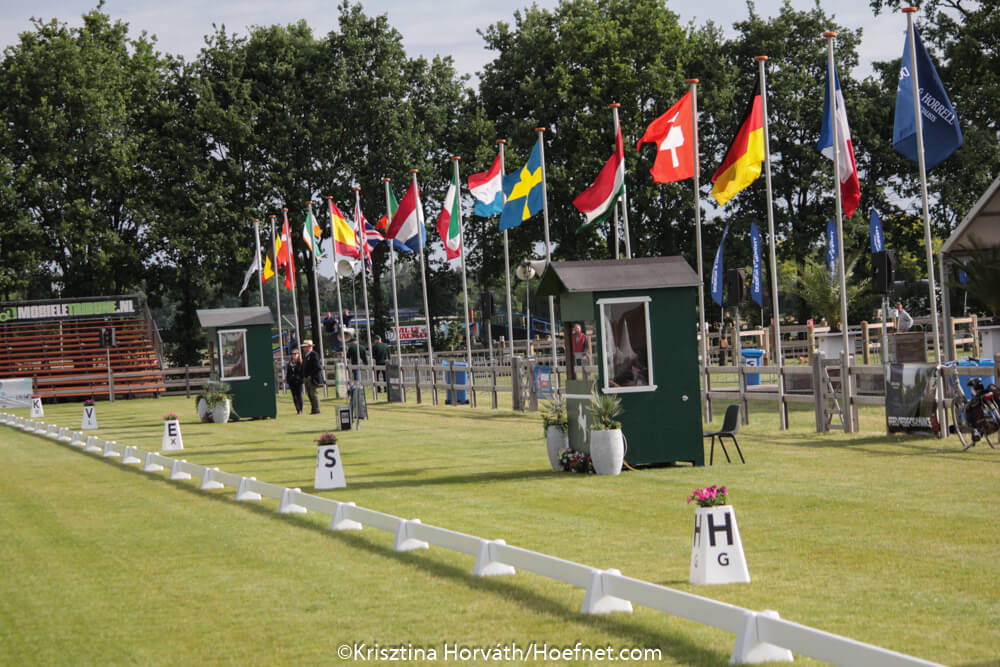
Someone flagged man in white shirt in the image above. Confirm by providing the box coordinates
[894,304,914,332]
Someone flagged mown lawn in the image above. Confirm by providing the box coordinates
[1,391,997,666]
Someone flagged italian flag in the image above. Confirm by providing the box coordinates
[436,176,462,260]
[573,126,625,233]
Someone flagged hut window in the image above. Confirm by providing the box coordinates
[218,329,249,380]
[596,297,655,393]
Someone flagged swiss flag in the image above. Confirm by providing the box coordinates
[636,91,696,183]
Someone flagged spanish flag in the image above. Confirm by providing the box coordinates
[329,199,361,259]
[710,73,766,206]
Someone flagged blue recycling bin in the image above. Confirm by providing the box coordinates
[741,348,766,386]
[958,359,995,400]
[443,360,469,404]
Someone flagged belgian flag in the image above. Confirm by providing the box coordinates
[710,72,766,206]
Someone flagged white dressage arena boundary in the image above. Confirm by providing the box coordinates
[0,412,944,667]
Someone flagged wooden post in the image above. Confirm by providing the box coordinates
[812,351,826,433]
[491,363,498,409]
[972,314,980,357]
[861,320,871,365]
[414,359,422,404]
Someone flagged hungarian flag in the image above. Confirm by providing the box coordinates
[711,72,766,206]
[573,126,625,232]
[468,152,504,217]
[330,200,361,259]
[302,209,323,259]
[376,187,398,232]
[387,180,425,253]
[636,90,695,183]
[279,215,296,290]
[436,176,462,260]
[818,62,860,218]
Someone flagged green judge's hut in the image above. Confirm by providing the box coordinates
[537,257,704,467]
[196,307,277,419]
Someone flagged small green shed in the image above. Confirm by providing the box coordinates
[196,307,277,420]
[537,257,704,466]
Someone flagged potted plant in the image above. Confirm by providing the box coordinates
[163,412,180,422]
[558,447,594,474]
[587,391,624,475]
[687,484,729,508]
[314,431,338,447]
[199,377,232,424]
[541,396,569,471]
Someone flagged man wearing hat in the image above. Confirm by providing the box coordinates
[345,331,368,382]
[301,339,323,414]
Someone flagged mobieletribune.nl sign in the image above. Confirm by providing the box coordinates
[885,363,940,436]
[0,297,138,324]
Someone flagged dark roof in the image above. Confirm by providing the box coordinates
[536,256,700,296]
[941,172,1000,255]
[196,307,274,329]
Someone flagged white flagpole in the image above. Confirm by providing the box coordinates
[452,157,474,370]
[253,218,264,307]
[535,127,559,379]
[282,208,300,350]
[688,78,710,421]
[904,6,942,365]
[325,197,349,368]
[411,169,435,364]
[610,103,631,259]
[269,215,285,390]
[825,32,854,433]
[756,55,788,430]
[353,187,375,392]
[306,202,328,386]
[498,140,515,361]
[383,178,404,362]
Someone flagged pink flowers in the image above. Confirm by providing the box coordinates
[687,485,729,507]
[163,412,180,421]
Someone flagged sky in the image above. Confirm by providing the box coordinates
[0,0,907,82]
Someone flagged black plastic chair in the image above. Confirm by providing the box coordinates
[704,404,744,464]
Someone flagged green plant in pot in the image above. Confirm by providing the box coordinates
[198,377,232,423]
[541,396,569,471]
[587,391,624,475]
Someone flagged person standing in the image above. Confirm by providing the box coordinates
[301,339,323,414]
[570,323,591,376]
[371,334,391,395]
[345,333,369,382]
[894,304,914,332]
[285,347,305,414]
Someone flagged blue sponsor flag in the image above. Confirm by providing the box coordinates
[893,28,962,170]
[826,219,838,281]
[959,261,968,286]
[750,222,763,307]
[869,210,884,253]
[711,225,730,307]
[500,138,544,231]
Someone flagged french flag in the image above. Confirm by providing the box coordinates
[818,63,860,218]
[468,152,504,217]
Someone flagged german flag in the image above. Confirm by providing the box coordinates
[710,72,766,206]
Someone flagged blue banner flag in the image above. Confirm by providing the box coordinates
[500,138,544,231]
[959,261,968,286]
[750,222,763,307]
[826,219,838,281]
[711,225,730,307]
[869,210,885,253]
[893,28,962,170]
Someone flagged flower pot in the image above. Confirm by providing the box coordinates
[545,426,568,471]
[589,429,624,475]
[211,399,231,424]
[196,398,210,421]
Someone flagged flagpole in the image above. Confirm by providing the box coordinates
[498,140,515,362]
[904,6,942,365]
[282,208,301,351]
[756,55,788,430]
[610,104,631,259]
[688,78,710,422]
[353,187,376,394]
[411,169,435,365]
[324,197,349,370]
[270,215,285,391]
[535,127,559,381]
[306,202,328,391]
[825,33,854,433]
[253,218,264,307]
[383,178,404,364]
[449,157,475,372]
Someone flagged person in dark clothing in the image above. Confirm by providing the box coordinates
[345,334,368,382]
[371,335,391,395]
[301,339,323,414]
[284,347,305,414]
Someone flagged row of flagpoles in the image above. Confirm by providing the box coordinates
[239,9,961,431]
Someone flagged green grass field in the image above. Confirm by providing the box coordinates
[1,392,997,666]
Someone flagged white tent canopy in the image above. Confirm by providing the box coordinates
[941,172,1000,256]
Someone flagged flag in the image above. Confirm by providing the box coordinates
[377,187,398,232]
[238,253,259,296]
[750,222,763,307]
[436,175,462,260]
[500,138,544,231]
[818,62,861,218]
[826,219,838,281]
[468,151,504,217]
[262,235,280,283]
[388,180,426,253]
[302,210,323,260]
[711,226,730,307]
[893,27,962,170]
[280,217,296,290]
[636,90,695,183]
[354,200,373,273]
[573,126,625,232]
[330,200,361,259]
[711,73,765,206]
[869,210,884,253]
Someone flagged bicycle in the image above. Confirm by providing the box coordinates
[943,359,1000,450]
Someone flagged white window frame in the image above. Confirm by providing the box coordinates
[596,296,656,394]
[218,328,250,381]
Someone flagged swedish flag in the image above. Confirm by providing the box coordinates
[500,138,544,231]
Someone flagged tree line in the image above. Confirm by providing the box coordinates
[0,0,995,364]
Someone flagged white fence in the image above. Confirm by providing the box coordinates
[1,412,944,667]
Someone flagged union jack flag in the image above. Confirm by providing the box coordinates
[355,201,377,274]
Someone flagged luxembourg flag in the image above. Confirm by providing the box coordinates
[468,152,503,217]
[387,180,426,253]
[818,62,860,219]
